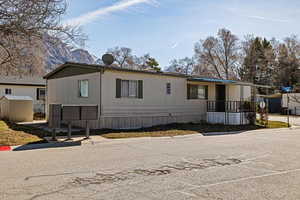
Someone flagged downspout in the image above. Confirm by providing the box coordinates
[46,79,48,121]
[225,84,229,125]
[99,70,103,119]
[240,85,243,125]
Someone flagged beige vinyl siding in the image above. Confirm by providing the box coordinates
[98,71,206,129]
[224,84,252,101]
[47,72,101,120]
[187,82,251,101]
[47,73,101,105]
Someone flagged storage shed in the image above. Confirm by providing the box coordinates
[0,95,33,122]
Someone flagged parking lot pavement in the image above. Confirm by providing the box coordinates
[1,128,300,200]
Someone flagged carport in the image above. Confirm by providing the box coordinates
[0,95,33,122]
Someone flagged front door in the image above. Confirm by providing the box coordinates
[216,85,226,112]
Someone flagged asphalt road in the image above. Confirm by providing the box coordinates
[1,128,300,200]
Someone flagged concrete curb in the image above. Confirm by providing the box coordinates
[11,141,82,151]
[0,146,11,151]
[202,126,300,136]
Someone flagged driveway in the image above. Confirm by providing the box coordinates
[269,114,300,126]
[1,128,300,200]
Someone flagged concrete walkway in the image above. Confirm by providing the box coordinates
[269,114,300,126]
[44,135,108,144]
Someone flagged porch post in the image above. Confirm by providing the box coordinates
[85,120,90,139]
[67,122,72,140]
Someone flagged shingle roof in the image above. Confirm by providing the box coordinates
[0,76,46,86]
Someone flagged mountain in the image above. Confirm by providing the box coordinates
[71,49,96,65]
[44,37,98,72]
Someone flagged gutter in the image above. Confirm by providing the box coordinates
[0,83,46,87]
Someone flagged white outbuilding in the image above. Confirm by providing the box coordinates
[0,95,33,122]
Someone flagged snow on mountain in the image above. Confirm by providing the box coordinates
[44,37,99,72]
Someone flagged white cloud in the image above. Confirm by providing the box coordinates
[171,42,179,49]
[224,6,290,23]
[246,15,289,23]
[65,0,157,26]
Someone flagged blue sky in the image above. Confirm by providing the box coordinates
[64,0,300,69]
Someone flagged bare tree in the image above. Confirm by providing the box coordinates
[134,54,160,70]
[107,47,133,68]
[167,57,195,75]
[194,28,240,79]
[133,54,151,69]
[106,47,160,71]
[275,36,300,87]
[289,94,300,104]
[0,0,85,75]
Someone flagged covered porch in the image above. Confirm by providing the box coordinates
[188,77,256,125]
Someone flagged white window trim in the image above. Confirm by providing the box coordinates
[79,80,89,98]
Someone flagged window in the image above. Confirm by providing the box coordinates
[116,79,143,99]
[189,85,198,99]
[197,86,207,99]
[5,88,12,95]
[187,84,208,99]
[121,80,138,98]
[166,83,171,95]
[79,80,89,97]
[37,88,46,100]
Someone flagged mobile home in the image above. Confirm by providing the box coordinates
[45,62,255,129]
